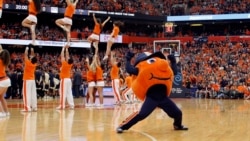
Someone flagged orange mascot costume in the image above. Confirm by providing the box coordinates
[116,51,188,133]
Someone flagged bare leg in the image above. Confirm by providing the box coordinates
[97,86,104,105]
[22,19,32,28]
[55,19,68,40]
[55,19,65,30]
[245,95,250,100]
[93,88,97,103]
[103,40,113,60]
[86,92,89,104]
[87,37,92,43]
[93,41,99,55]
[65,25,71,45]
[88,87,94,106]
[0,87,9,113]
[22,18,36,45]
[30,23,36,45]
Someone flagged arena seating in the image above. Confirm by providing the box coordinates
[4,0,250,16]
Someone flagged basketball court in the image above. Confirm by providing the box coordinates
[1,98,250,141]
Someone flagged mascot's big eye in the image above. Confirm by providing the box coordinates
[146,58,156,64]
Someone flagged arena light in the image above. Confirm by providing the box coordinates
[190,24,203,26]
[167,14,250,21]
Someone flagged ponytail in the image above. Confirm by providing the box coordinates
[0,50,10,67]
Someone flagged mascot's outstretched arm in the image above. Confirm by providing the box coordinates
[125,51,138,75]
[167,54,177,75]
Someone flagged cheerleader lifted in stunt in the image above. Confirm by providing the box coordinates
[87,13,110,55]
[55,0,78,46]
[103,21,123,61]
[22,0,41,45]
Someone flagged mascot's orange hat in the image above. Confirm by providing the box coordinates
[134,51,166,66]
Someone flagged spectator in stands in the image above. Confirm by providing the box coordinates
[48,69,55,97]
[21,0,41,45]
[0,44,11,117]
[87,13,110,55]
[16,62,23,99]
[42,69,50,99]
[55,0,79,45]
[35,66,44,99]
[196,82,204,98]
[4,69,17,99]
[220,76,229,92]
[72,69,82,98]
[184,76,192,97]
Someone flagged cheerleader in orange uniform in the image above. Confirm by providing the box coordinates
[56,45,74,110]
[55,0,78,45]
[103,21,123,61]
[21,0,41,45]
[22,45,38,112]
[0,45,11,117]
[87,13,110,55]
[211,81,220,98]
[85,57,96,107]
[0,0,3,18]
[110,51,122,105]
[237,84,249,99]
[93,55,105,107]
[122,74,134,104]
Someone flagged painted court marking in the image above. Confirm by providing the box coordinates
[131,129,157,141]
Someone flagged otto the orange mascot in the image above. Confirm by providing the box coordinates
[116,51,188,133]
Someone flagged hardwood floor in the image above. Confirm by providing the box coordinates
[1,98,250,141]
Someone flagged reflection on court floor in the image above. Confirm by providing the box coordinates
[2,98,250,141]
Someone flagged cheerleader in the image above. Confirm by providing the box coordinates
[55,0,79,45]
[0,0,3,18]
[87,13,110,55]
[103,21,123,61]
[94,55,105,107]
[21,0,41,45]
[0,45,11,117]
[85,57,96,107]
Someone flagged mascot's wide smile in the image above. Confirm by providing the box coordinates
[149,73,170,80]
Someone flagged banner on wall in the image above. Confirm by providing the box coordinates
[99,34,123,43]
[99,87,114,97]
[193,36,208,43]
[0,39,90,48]
[169,69,188,98]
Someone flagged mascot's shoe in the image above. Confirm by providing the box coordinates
[116,127,124,133]
[174,125,188,130]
